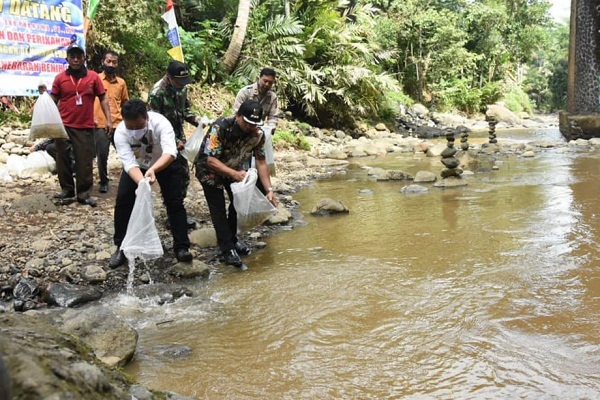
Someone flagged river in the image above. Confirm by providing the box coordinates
[110,128,600,399]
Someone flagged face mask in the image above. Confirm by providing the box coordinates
[103,65,117,74]
[127,127,147,140]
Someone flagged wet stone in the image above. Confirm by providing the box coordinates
[43,282,103,308]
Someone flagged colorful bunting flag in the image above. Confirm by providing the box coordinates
[162,0,184,62]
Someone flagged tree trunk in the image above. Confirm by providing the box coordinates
[222,0,251,74]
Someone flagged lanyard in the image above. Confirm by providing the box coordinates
[69,75,81,96]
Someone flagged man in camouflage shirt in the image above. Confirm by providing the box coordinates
[195,100,277,269]
[148,60,200,229]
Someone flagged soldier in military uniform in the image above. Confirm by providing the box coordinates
[148,60,200,229]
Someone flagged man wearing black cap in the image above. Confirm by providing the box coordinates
[148,60,200,229]
[50,43,112,207]
[194,99,277,269]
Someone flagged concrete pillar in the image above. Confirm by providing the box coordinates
[562,0,600,139]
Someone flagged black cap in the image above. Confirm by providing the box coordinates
[167,60,192,86]
[66,43,85,55]
[238,100,264,125]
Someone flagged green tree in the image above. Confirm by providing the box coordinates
[85,0,171,93]
[524,21,569,111]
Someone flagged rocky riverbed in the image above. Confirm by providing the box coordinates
[0,109,576,310]
[3,107,594,399]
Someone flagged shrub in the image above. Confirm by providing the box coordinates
[378,90,414,120]
[502,86,534,114]
[273,129,311,151]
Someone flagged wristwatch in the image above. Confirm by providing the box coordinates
[267,187,273,192]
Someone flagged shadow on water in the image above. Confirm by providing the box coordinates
[116,129,600,399]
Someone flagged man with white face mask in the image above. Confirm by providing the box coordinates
[93,50,129,193]
[109,99,192,268]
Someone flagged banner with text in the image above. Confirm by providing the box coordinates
[0,0,85,97]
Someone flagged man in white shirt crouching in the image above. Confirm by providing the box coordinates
[109,99,192,268]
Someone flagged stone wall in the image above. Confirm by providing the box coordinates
[572,0,600,114]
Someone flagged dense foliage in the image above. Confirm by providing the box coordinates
[84,0,567,127]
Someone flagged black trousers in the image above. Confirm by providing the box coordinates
[45,142,57,160]
[113,161,190,252]
[55,127,94,200]
[201,181,238,253]
[93,128,110,185]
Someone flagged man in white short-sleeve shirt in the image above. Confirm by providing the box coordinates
[109,99,192,268]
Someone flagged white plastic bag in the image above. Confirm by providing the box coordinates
[7,152,55,177]
[121,178,164,261]
[29,92,68,139]
[262,126,276,176]
[22,151,55,175]
[231,168,277,231]
[181,123,204,162]
[251,126,276,176]
[6,154,26,177]
[0,167,13,182]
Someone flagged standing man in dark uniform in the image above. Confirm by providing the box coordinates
[148,60,200,229]
[51,43,112,207]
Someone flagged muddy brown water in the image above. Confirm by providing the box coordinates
[111,129,600,399]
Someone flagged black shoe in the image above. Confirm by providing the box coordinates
[99,183,108,193]
[222,249,242,267]
[234,241,252,256]
[53,190,75,199]
[186,217,196,230]
[77,197,97,207]
[109,249,126,268]
[176,248,193,262]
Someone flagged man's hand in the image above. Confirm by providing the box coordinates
[107,128,115,144]
[266,191,278,207]
[144,168,157,184]
[230,169,246,182]
[177,139,185,151]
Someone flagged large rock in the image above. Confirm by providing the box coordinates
[11,194,57,213]
[189,227,217,248]
[413,171,437,183]
[0,313,193,399]
[376,169,414,181]
[411,103,430,119]
[42,282,103,308]
[485,103,521,126]
[39,307,139,367]
[431,112,468,128]
[267,204,292,225]
[0,313,129,399]
[169,260,210,280]
[310,198,349,216]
